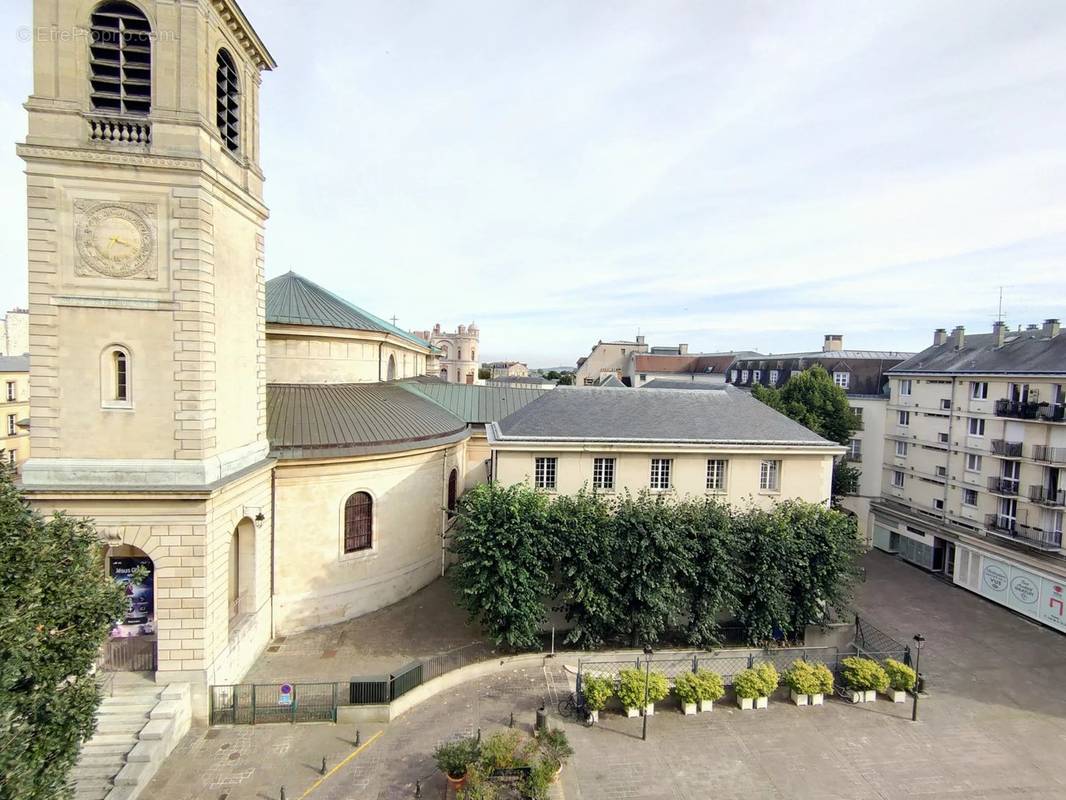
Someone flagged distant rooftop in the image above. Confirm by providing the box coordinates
[0,355,28,372]
[398,380,548,424]
[487,375,554,386]
[891,321,1066,375]
[639,378,726,390]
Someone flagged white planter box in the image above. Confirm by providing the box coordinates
[625,706,639,718]
[889,690,906,703]
[645,703,655,716]
[848,689,863,703]
[682,702,697,716]
[811,693,824,706]
[589,709,599,723]
[790,690,809,706]
[864,690,878,703]
[698,699,714,713]
[755,696,769,710]
[738,697,754,710]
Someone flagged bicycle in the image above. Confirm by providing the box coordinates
[557,691,594,726]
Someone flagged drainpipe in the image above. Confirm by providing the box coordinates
[269,466,276,639]
[378,341,383,381]
[943,379,956,520]
[441,450,448,577]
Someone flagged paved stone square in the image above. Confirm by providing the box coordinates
[145,551,1066,799]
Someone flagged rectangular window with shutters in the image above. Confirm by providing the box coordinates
[6,415,14,436]
[534,457,557,490]
[650,458,672,490]
[592,457,615,491]
[706,459,727,491]
[5,382,13,402]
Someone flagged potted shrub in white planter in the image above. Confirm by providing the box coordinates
[754,662,778,709]
[695,669,724,713]
[581,675,613,723]
[674,672,702,716]
[810,662,833,706]
[840,656,889,703]
[618,668,669,717]
[883,659,916,703]
[782,660,818,706]
[733,667,763,710]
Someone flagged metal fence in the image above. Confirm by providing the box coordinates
[854,615,911,665]
[209,682,339,725]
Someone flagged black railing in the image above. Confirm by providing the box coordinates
[988,477,1020,496]
[994,399,1042,419]
[985,513,1015,534]
[1037,404,1066,422]
[210,682,338,725]
[1033,445,1066,464]
[1015,524,1063,551]
[1028,486,1066,507]
[991,439,1024,457]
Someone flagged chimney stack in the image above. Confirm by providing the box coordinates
[636,335,646,346]
[678,343,689,355]
[822,334,843,352]
[951,325,965,350]
[992,320,1007,347]
[933,328,948,346]
[1026,323,1039,333]
[1043,319,1061,338]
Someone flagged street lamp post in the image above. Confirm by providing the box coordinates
[641,646,653,741]
[911,633,925,722]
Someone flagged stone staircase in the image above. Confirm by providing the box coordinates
[72,675,191,800]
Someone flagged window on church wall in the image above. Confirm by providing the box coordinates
[343,492,373,553]
[89,2,153,116]
[102,345,133,409]
[216,48,240,151]
[386,354,396,381]
[447,469,459,515]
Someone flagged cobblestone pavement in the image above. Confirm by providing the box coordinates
[146,551,1066,799]
[243,578,490,683]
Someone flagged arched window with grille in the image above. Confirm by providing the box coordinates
[216,48,240,151]
[447,469,459,515]
[343,492,373,553]
[90,2,152,116]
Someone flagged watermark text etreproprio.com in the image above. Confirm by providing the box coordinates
[17,25,179,43]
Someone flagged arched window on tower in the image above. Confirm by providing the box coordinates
[343,492,373,553]
[90,2,153,116]
[447,469,459,516]
[386,354,397,381]
[102,345,133,409]
[216,48,240,151]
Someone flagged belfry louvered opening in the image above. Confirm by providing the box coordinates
[89,1,152,116]
[216,48,240,151]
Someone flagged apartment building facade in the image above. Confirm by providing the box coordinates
[872,321,1066,635]
[0,355,29,473]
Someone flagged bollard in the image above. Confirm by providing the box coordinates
[280,788,286,800]
[321,756,326,775]
[535,705,547,734]
[415,779,422,797]
[355,729,361,747]
[509,711,514,728]
[476,727,481,743]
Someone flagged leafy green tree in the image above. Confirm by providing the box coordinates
[477,367,492,380]
[543,371,561,381]
[731,506,792,645]
[676,497,736,647]
[556,372,575,386]
[545,490,620,647]
[449,482,552,649]
[832,461,861,501]
[612,492,692,646]
[751,364,857,445]
[0,466,126,799]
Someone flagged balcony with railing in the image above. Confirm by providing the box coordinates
[990,439,1024,458]
[985,514,1063,551]
[1029,485,1066,507]
[994,399,1042,419]
[1037,405,1066,423]
[86,115,152,145]
[1033,445,1066,464]
[988,477,1020,496]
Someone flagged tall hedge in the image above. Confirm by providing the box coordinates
[449,483,859,649]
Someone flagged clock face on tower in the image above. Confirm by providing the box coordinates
[75,201,157,279]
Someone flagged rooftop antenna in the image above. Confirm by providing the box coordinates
[996,286,1005,323]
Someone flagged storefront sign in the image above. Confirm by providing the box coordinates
[110,556,154,626]
[977,555,1066,634]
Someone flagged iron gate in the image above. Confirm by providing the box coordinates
[209,682,338,725]
[99,636,157,672]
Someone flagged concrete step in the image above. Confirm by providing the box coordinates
[72,780,112,800]
[95,718,147,736]
[76,752,128,769]
[72,763,123,780]
[97,700,156,714]
[79,741,133,758]
[95,713,150,728]
[83,732,139,749]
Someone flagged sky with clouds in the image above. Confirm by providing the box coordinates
[1,1,1065,367]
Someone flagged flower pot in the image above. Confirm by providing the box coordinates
[738,696,754,710]
[682,702,697,716]
[755,696,768,710]
[644,703,655,716]
[698,699,714,713]
[848,689,863,703]
[589,709,599,723]
[625,706,640,718]
[445,773,467,791]
[810,693,824,706]
[889,690,906,703]
[864,690,877,703]
[789,690,809,706]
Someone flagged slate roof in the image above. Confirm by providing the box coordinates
[631,354,739,374]
[889,331,1066,375]
[597,374,627,388]
[266,272,433,350]
[639,379,725,390]
[491,386,837,445]
[0,355,28,372]
[488,375,555,386]
[398,381,548,424]
[267,382,468,459]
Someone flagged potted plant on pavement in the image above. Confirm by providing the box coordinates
[883,658,916,703]
[754,662,779,709]
[840,656,889,703]
[538,727,573,781]
[810,662,833,705]
[581,675,613,723]
[695,669,725,712]
[733,667,763,711]
[782,660,820,706]
[434,736,480,790]
[674,671,702,716]
[618,667,669,717]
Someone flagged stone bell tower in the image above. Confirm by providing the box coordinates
[18,0,277,699]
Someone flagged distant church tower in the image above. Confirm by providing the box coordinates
[412,322,480,384]
[18,0,276,693]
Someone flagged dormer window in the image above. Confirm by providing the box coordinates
[216,49,240,151]
[89,2,152,116]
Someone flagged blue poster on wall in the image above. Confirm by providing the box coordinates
[110,556,154,626]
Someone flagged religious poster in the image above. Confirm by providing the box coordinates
[110,556,154,630]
